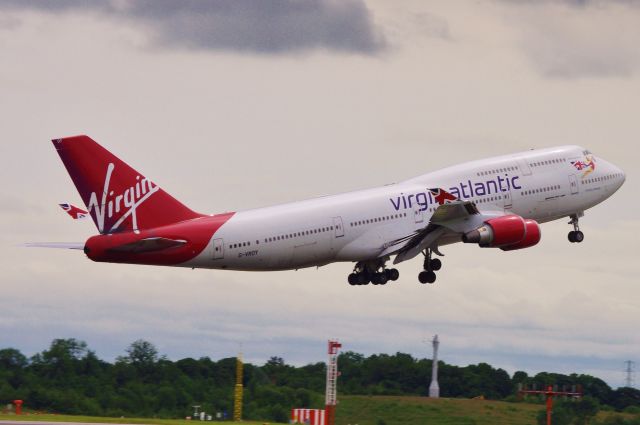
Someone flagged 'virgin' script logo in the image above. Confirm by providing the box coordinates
[87,163,160,233]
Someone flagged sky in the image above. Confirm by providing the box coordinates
[1,0,639,389]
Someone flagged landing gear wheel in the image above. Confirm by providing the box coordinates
[348,273,358,285]
[430,258,442,271]
[425,271,436,284]
[418,271,436,284]
[418,271,429,284]
[386,268,400,281]
[371,273,388,285]
[568,231,584,243]
[568,214,584,244]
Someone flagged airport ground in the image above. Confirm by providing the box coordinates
[2,396,640,425]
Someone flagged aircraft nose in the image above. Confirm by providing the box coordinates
[613,163,626,188]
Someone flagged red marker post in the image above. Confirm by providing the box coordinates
[13,400,23,415]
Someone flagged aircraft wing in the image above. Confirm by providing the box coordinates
[379,188,501,264]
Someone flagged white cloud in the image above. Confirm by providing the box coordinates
[502,1,640,78]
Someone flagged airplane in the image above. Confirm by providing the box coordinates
[39,135,625,285]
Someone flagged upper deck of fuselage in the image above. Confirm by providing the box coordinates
[402,145,586,185]
[213,145,607,222]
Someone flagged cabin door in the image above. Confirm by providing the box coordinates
[503,187,513,210]
[212,238,224,259]
[569,174,579,195]
[333,216,345,238]
[413,202,424,224]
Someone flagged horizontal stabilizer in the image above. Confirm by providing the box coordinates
[106,237,187,254]
[59,203,89,220]
[24,242,84,250]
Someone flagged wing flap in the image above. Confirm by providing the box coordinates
[393,227,447,264]
[431,201,479,223]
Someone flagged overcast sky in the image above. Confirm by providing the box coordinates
[1,0,639,389]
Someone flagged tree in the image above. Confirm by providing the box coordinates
[512,370,528,384]
[536,404,573,425]
[610,387,640,411]
[43,339,89,362]
[570,397,600,425]
[123,340,159,366]
[0,348,27,370]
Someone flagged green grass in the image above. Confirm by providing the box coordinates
[336,396,640,425]
[2,398,637,425]
[0,413,283,425]
[336,396,541,425]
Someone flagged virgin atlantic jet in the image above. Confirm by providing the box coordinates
[37,135,625,285]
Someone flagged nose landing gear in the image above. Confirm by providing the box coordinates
[568,214,585,243]
[348,259,399,286]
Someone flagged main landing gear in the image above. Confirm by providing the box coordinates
[348,259,399,286]
[568,213,585,243]
[418,248,442,284]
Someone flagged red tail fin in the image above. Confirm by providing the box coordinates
[53,135,202,234]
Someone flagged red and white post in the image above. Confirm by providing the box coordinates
[325,340,341,425]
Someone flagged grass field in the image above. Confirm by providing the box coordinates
[1,397,636,425]
[0,414,281,425]
[337,396,541,425]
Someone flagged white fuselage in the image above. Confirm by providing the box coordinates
[184,145,625,271]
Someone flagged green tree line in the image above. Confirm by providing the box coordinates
[1,339,639,422]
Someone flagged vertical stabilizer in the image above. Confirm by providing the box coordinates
[53,135,202,234]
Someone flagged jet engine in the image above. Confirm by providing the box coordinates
[462,215,541,251]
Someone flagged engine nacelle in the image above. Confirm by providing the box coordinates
[500,219,541,251]
[462,215,527,248]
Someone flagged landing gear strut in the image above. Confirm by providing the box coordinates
[348,259,399,286]
[418,248,442,284]
[568,214,585,243]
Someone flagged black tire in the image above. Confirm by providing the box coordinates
[348,273,358,285]
[371,274,380,285]
[378,273,389,285]
[387,268,400,281]
[418,271,429,284]
[358,273,370,285]
[425,271,436,284]
[568,231,576,243]
[430,258,442,271]
[574,231,584,243]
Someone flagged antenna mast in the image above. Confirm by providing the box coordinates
[429,335,440,398]
[233,352,243,421]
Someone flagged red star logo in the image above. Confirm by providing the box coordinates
[429,188,458,205]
